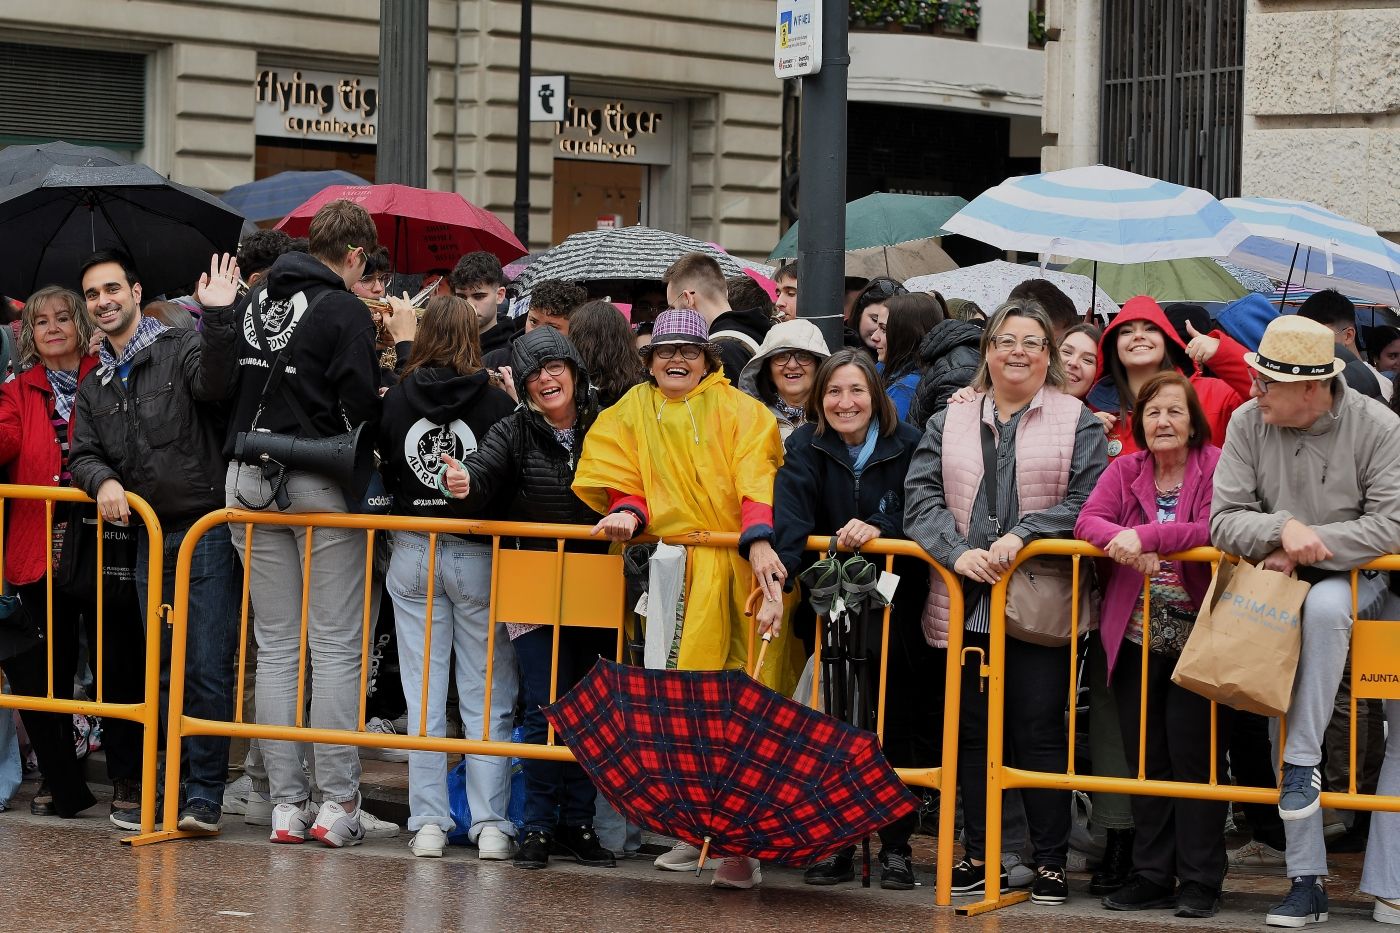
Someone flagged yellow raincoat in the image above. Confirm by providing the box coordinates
[572,371,801,691]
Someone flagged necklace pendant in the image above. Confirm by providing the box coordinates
[1107,438,1123,457]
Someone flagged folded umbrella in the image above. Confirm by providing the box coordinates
[0,163,245,299]
[543,658,918,866]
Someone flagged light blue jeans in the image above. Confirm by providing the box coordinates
[0,696,20,808]
[387,531,517,839]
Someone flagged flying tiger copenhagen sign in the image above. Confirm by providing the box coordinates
[254,68,379,144]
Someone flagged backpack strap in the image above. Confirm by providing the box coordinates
[709,329,760,354]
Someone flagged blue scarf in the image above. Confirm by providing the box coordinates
[45,367,79,422]
[98,315,167,382]
[850,421,880,476]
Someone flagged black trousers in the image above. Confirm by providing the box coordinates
[1230,710,1286,850]
[958,631,1071,867]
[1113,644,1233,889]
[1,578,144,815]
[874,615,945,849]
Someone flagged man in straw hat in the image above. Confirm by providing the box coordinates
[1211,314,1400,928]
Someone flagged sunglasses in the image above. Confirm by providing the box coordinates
[859,278,908,304]
[652,344,704,361]
[772,350,817,367]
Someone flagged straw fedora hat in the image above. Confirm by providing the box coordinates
[1244,315,1346,382]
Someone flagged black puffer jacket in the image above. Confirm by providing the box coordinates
[455,327,603,551]
[710,306,773,384]
[909,319,983,428]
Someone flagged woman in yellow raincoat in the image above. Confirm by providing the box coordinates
[572,308,800,689]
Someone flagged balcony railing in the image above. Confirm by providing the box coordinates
[849,1,981,39]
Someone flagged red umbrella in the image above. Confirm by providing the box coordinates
[276,184,526,273]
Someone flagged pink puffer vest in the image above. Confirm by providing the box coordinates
[921,388,1083,647]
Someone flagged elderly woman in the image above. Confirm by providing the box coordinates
[1075,372,1228,919]
[0,286,143,824]
[757,348,939,892]
[441,327,617,872]
[572,308,788,891]
[737,318,830,440]
[905,299,1107,906]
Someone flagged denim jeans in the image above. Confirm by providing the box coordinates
[513,624,612,834]
[387,531,517,838]
[137,521,241,805]
[0,698,21,808]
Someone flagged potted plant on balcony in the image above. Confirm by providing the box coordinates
[933,0,980,38]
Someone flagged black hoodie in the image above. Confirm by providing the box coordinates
[909,319,984,426]
[222,251,382,457]
[378,367,516,524]
[709,306,774,384]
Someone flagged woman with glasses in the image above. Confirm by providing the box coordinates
[1086,296,1250,460]
[738,318,831,440]
[878,293,945,422]
[852,277,908,360]
[905,299,1108,907]
[572,308,791,891]
[440,326,618,872]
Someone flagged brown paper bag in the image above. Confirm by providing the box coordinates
[1171,559,1311,717]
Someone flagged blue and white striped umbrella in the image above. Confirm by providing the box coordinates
[1223,197,1400,307]
[942,165,1248,264]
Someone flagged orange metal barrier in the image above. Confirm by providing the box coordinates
[0,484,165,837]
[959,540,1400,916]
[135,509,968,905]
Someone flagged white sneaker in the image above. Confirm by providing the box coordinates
[222,775,251,815]
[654,841,716,872]
[310,796,365,848]
[410,824,447,858]
[306,800,400,839]
[711,857,762,890]
[361,717,411,762]
[1229,838,1287,870]
[477,825,514,860]
[1376,897,1400,925]
[269,802,312,844]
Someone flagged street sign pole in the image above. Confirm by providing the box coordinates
[786,0,847,352]
[514,0,533,245]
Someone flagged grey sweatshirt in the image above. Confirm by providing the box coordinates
[1210,376,1400,571]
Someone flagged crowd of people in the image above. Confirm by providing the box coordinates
[2,197,1400,926]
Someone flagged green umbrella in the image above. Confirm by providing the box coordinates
[1063,257,1249,304]
[768,193,967,260]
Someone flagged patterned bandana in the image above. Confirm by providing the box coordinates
[45,367,79,422]
[98,314,167,380]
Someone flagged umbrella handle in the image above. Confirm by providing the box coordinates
[695,836,712,876]
[744,586,774,677]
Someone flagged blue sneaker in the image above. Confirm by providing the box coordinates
[177,798,222,834]
[1279,763,1323,821]
[1265,876,1328,928]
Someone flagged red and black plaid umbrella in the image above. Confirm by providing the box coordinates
[543,658,918,866]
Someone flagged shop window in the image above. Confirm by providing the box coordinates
[255,139,377,181]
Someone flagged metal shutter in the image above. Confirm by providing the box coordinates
[0,41,146,148]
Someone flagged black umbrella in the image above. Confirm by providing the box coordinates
[0,164,246,299]
[0,141,130,187]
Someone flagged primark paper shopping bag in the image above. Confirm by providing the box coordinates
[1172,559,1311,717]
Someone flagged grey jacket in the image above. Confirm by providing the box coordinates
[1210,375,1400,570]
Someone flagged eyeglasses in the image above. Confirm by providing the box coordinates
[360,272,394,287]
[525,359,569,382]
[652,344,704,361]
[1250,372,1277,395]
[990,334,1051,353]
[772,350,817,367]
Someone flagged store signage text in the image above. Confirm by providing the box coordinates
[554,97,670,163]
[254,69,379,144]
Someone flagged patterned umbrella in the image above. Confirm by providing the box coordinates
[513,226,744,299]
[906,260,1119,320]
[543,658,918,866]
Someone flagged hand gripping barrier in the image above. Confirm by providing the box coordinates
[133,509,970,907]
[0,484,165,838]
[958,539,1400,916]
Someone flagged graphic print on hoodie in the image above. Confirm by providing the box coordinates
[1086,295,1254,460]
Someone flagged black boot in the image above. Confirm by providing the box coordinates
[803,845,856,885]
[1089,828,1134,895]
[554,825,616,867]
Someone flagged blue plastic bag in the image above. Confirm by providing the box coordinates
[446,725,527,845]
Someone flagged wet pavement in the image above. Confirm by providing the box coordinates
[0,780,1386,933]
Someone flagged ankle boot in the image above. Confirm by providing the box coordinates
[1089,828,1135,895]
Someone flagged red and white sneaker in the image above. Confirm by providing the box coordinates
[309,796,365,849]
[269,803,312,844]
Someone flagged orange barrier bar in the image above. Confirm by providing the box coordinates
[0,484,164,839]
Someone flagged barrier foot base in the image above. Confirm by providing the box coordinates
[123,828,205,847]
[955,891,1030,916]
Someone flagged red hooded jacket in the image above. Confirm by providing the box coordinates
[0,355,99,585]
[1085,296,1252,460]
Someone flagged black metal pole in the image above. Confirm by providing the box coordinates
[514,0,533,245]
[377,0,428,187]
[795,0,849,352]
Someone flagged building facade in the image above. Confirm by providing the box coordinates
[0,0,784,257]
[1040,0,1400,238]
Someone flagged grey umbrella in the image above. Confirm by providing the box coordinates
[513,226,745,299]
[0,163,246,299]
[0,141,130,187]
